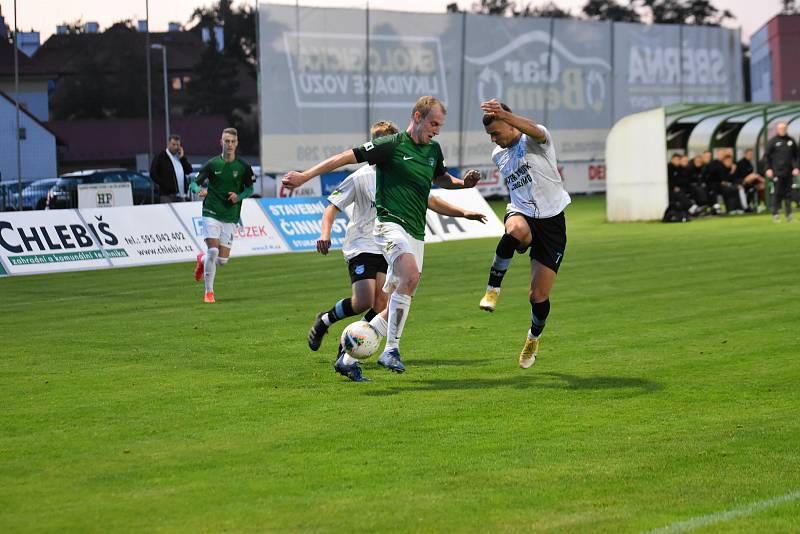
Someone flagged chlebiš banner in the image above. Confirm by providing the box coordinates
[78,204,200,266]
[0,209,128,275]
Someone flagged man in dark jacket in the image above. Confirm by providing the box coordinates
[150,134,193,203]
[764,122,799,222]
[705,151,742,214]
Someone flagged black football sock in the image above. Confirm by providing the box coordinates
[488,234,521,287]
[362,308,378,322]
[323,298,356,326]
[530,299,551,337]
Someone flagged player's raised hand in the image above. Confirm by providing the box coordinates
[480,99,507,118]
[282,171,307,190]
[316,237,332,255]
[227,191,239,203]
[465,211,487,224]
[463,169,481,188]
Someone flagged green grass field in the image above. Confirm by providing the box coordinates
[2,195,799,532]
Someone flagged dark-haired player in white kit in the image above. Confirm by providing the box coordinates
[478,99,570,369]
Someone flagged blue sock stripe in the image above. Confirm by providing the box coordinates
[491,255,512,272]
[334,299,346,320]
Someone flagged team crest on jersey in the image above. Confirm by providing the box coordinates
[428,157,435,167]
[233,170,239,177]
[355,265,365,275]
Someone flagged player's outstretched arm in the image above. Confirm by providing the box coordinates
[316,204,340,255]
[433,169,480,189]
[282,149,358,190]
[480,98,547,143]
[427,195,487,224]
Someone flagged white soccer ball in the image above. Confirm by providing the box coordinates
[340,320,381,360]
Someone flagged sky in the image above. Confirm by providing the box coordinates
[0,0,785,43]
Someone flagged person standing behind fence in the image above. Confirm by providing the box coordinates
[764,122,799,223]
[150,134,193,203]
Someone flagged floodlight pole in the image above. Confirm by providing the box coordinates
[14,0,22,209]
[145,0,154,203]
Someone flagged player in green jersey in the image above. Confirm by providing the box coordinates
[283,96,481,376]
[190,128,255,303]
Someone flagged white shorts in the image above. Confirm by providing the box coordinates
[373,221,424,294]
[203,217,235,248]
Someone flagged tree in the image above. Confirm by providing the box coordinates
[183,31,250,122]
[516,1,573,18]
[57,19,86,35]
[189,0,257,78]
[636,0,734,26]
[781,0,798,14]
[582,0,641,22]
[470,0,516,16]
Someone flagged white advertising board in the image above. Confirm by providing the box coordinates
[0,209,113,275]
[170,200,289,257]
[78,204,201,266]
[426,188,505,243]
[78,183,133,208]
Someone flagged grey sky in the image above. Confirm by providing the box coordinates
[2,0,784,43]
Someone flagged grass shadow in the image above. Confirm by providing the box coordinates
[362,371,662,397]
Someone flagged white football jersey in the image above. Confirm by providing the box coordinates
[327,164,382,262]
[492,127,571,219]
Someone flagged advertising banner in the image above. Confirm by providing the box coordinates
[259,4,744,194]
[78,205,200,266]
[78,183,133,208]
[613,23,743,116]
[0,209,114,275]
[426,188,505,243]
[171,200,289,257]
[258,197,349,252]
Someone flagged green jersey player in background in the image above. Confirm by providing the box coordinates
[190,128,255,303]
[283,96,481,378]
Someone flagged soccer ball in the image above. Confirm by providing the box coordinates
[340,320,381,360]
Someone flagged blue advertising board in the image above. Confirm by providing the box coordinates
[257,197,349,252]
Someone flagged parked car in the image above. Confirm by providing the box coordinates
[0,179,35,211]
[46,169,159,209]
[20,178,59,210]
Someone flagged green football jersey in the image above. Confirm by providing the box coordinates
[196,156,254,223]
[353,131,446,240]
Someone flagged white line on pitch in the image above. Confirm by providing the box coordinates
[644,490,800,534]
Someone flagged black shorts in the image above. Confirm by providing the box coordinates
[505,211,567,273]
[347,253,388,284]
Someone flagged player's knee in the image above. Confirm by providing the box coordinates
[351,295,372,314]
[529,287,549,303]
[404,270,421,290]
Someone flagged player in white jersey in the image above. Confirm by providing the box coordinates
[307,122,398,354]
[308,121,488,381]
[477,99,571,369]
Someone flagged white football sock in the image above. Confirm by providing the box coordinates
[204,247,219,294]
[369,313,388,338]
[342,354,359,366]
[385,293,412,351]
